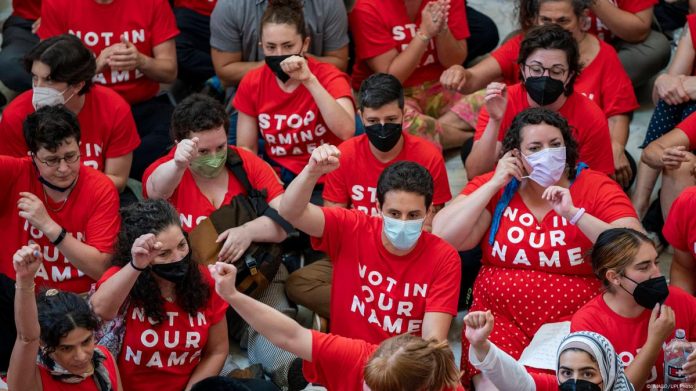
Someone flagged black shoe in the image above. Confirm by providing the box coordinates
[287,357,309,391]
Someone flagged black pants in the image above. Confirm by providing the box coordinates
[0,15,39,93]
[174,7,215,88]
[130,95,175,181]
[0,274,17,373]
[464,5,499,66]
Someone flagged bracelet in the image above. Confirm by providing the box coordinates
[15,283,36,292]
[569,207,586,225]
[129,260,147,272]
[51,227,67,246]
[416,30,430,43]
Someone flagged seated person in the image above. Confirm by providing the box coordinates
[172,0,218,93]
[587,0,670,90]
[464,310,646,391]
[639,111,696,220]
[465,25,614,179]
[350,0,482,150]
[209,261,464,391]
[0,106,120,371]
[633,13,696,219]
[38,0,180,181]
[90,199,229,391]
[462,2,499,66]
[280,147,461,343]
[571,228,696,389]
[442,0,638,187]
[285,73,451,319]
[8,244,122,391]
[0,34,140,192]
[663,185,696,295]
[0,0,41,103]
[233,0,355,187]
[432,108,641,389]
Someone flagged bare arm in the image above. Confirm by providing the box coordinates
[591,2,653,43]
[323,200,348,209]
[609,114,632,188]
[642,129,691,169]
[435,33,468,68]
[465,128,501,179]
[306,46,349,72]
[138,39,178,83]
[145,159,187,200]
[670,249,696,295]
[211,49,263,88]
[185,320,228,390]
[366,44,429,85]
[301,75,355,140]
[104,153,133,192]
[440,56,504,95]
[625,305,676,390]
[422,312,453,341]
[42,221,112,281]
[236,112,260,155]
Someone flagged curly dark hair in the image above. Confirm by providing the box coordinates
[170,93,230,141]
[377,161,434,209]
[260,0,308,40]
[501,108,580,180]
[24,105,81,153]
[518,24,581,96]
[37,290,99,353]
[517,0,595,32]
[24,34,96,95]
[114,199,210,323]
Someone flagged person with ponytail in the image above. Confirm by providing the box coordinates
[90,199,229,391]
[433,107,641,390]
[8,243,121,391]
[209,261,464,391]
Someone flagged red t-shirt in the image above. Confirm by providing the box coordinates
[474,83,615,175]
[233,57,353,177]
[38,345,120,390]
[674,111,696,148]
[39,0,179,104]
[13,0,41,20]
[142,146,285,232]
[97,265,228,391]
[322,133,451,215]
[349,0,470,90]
[174,0,216,17]
[311,207,460,344]
[571,287,696,389]
[303,330,464,391]
[587,0,657,42]
[491,34,638,118]
[0,157,120,293]
[663,186,696,261]
[0,86,140,171]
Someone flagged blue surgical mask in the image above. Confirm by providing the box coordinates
[382,215,424,251]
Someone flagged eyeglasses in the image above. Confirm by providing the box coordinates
[33,152,81,167]
[523,63,568,79]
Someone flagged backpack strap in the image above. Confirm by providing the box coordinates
[225,148,294,234]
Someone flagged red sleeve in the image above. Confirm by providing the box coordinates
[349,2,398,60]
[321,146,350,204]
[302,330,373,386]
[84,170,121,253]
[150,0,180,46]
[531,373,559,391]
[447,0,470,39]
[310,207,361,257]
[0,95,32,157]
[662,189,695,252]
[473,104,490,141]
[315,62,353,101]
[596,44,639,117]
[0,156,27,206]
[237,147,284,203]
[232,70,259,117]
[103,92,140,158]
[618,0,657,13]
[689,15,696,53]
[574,104,615,175]
[569,297,603,332]
[427,150,452,205]
[581,171,637,222]
[490,34,522,84]
[675,112,696,149]
[38,0,65,39]
[425,240,460,316]
[96,266,122,288]
[460,172,495,196]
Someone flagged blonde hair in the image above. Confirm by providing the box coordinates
[591,228,653,292]
[363,334,460,391]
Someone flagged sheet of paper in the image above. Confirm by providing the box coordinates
[518,321,570,370]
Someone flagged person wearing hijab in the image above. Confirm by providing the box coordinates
[464,310,635,391]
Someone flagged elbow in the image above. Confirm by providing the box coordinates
[640,145,662,169]
[162,68,178,84]
[114,177,128,193]
[90,297,117,322]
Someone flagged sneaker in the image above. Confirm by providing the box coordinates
[287,357,309,391]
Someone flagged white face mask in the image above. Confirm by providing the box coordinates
[32,86,75,110]
[522,146,566,187]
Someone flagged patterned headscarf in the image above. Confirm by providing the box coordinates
[556,331,634,391]
[37,344,113,390]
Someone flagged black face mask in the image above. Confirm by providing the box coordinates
[524,76,566,106]
[38,175,76,192]
[622,275,669,309]
[265,54,295,83]
[364,122,403,152]
[151,251,191,284]
[559,379,602,391]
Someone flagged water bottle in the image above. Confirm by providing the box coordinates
[664,329,694,388]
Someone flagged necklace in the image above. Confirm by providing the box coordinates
[42,187,71,212]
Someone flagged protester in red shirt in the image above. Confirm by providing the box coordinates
[350,0,482,150]
[234,0,355,186]
[0,34,140,193]
[209,261,464,391]
[433,108,641,389]
[280,146,460,344]
[90,199,228,391]
[571,228,696,390]
[7,244,121,391]
[0,0,41,103]
[442,0,638,187]
[464,311,639,391]
[39,0,180,181]
[172,0,217,91]
[663,186,696,295]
